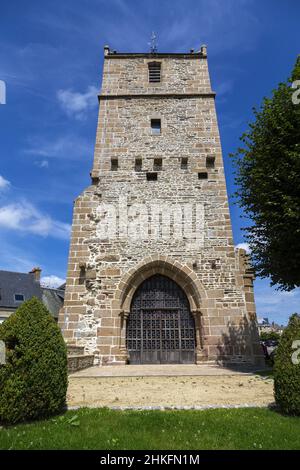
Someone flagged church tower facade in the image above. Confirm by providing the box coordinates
[59,45,263,367]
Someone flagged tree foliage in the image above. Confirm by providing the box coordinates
[0,297,68,424]
[274,313,300,415]
[260,331,281,342]
[231,57,300,290]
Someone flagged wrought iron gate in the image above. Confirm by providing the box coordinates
[126,275,196,364]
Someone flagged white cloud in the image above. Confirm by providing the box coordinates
[235,242,251,254]
[254,280,300,325]
[57,85,98,119]
[163,0,260,54]
[215,80,234,97]
[25,134,93,161]
[0,200,70,239]
[256,289,297,307]
[0,175,10,191]
[35,159,49,168]
[0,249,37,273]
[219,113,244,130]
[41,275,65,288]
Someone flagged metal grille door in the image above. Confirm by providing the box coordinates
[126,275,196,364]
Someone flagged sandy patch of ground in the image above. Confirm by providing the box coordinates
[67,375,274,409]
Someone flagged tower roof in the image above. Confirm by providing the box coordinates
[103,45,207,59]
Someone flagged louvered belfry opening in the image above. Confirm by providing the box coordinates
[148,61,161,83]
[126,274,196,364]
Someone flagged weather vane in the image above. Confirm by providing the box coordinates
[148,32,158,53]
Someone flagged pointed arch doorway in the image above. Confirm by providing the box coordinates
[126,274,196,364]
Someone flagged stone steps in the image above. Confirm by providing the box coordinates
[67,344,94,373]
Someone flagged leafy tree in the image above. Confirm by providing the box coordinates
[0,297,68,424]
[260,331,281,342]
[274,313,300,415]
[231,57,300,290]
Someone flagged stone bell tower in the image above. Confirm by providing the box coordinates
[58,44,263,367]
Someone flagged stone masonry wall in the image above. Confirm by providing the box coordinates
[58,48,263,366]
[101,55,212,95]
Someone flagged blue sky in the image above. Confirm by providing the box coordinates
[0,0,299,325]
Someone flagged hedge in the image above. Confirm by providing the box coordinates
[0,297,68,424]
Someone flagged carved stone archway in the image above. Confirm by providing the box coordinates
[113,255,207,363]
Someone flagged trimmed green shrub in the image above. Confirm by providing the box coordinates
[0,297,68,424]
[274,313,300,415]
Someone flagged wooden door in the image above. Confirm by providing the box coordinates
[126,275,195,364]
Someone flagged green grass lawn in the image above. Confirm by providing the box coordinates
[1,407,300,450]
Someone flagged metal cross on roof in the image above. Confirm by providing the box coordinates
[148,32,158,53]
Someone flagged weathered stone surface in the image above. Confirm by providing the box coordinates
[67,354,94,373]
[58,48,263,367]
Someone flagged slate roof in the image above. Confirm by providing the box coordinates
[0,270,42,309]
[41,287,65,319]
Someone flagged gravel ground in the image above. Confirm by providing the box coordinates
[67,374,274,409]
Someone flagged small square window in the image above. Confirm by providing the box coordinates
[135,158,142,171]
[111,159,118,171]
[181,157,188,169]
[198,172,208,180]
[153,158,162,170]
[14,294,24,302]
[147,172,158,181]
[206,156,215,168]
[151,119,161,135]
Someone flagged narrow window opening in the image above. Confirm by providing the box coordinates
[135,158,142,171]
[79,269,85,285]
[206,156,215,168]
[147,172,158,181]
[151,119,161,135]
[148,62,161,83]
[181,157,188,169]
[111,158,118,171]
[154,158,162,170]
[198,172,208,180]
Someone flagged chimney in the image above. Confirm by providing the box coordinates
[200,44,207,57]
[29,267,42,282]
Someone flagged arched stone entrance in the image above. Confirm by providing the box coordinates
[115,255,207,364]
[126,274,196,364]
